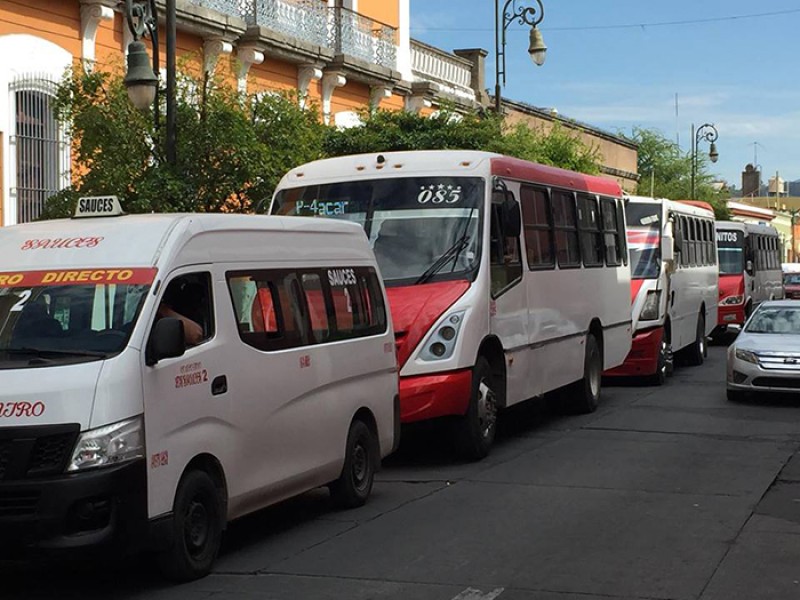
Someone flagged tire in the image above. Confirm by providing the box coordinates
[329,420,378,509]
[454,357,498,461]
[685,313,707,367]
[157,470,224,583]
[566,334,602,414]
[646,336,668,386]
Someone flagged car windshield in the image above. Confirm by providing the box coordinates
[272,177,484,285]
[717,229,744,275]
[745,307,800,334]
[784,274,800,285]
[625,204,661,280]
[0,268,154,367]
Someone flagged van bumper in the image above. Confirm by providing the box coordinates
[399,369,473,423]
[604,327,662,377]
[0,459,148,557]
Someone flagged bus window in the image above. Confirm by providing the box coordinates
[552,190,581,268]
[578,194,603,267]
[520,185,554,269]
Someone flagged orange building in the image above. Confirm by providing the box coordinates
[0,0,637,225]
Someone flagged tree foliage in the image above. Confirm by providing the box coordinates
[45,68,602,218]
[45,68,325,218]
[323,107,600,175]
[632,127,730,220]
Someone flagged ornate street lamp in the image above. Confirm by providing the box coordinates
[494,0,546,113]
[122,0,177,165]
[691,123,719,200]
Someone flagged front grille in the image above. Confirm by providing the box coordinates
[756,353,800,371]
[0,490,40,517]
[752,377,800,389]
[0,425,79,482]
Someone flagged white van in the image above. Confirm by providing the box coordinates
[0,199,398,581]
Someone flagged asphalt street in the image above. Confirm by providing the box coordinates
[5,339,800,600]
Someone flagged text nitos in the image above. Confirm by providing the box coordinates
[717,231,739,243]
[328,268,357,287]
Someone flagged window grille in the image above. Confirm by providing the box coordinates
[10,74,68,223]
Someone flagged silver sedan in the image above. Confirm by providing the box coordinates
[727,300,800,401]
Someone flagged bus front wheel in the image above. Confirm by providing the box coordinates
[454,357,497,461]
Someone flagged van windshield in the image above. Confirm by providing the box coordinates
[272,177,484,285]
[0,268,155,367]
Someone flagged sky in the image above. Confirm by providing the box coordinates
[409,0,800,187]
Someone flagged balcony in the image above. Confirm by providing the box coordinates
[411,40,476,104]
[241,0,397,70]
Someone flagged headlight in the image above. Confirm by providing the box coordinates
[68,416,145,472]
[639,291,661,321]
[720,295,744,306]
[420,311,466,361]
[734,348,759,365]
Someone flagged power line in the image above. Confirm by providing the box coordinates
[411,8,800,33]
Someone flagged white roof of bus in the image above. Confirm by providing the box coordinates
[715,221,778,236]
[625,195,714,218]
[0,213,364,271]
[278,150,501,187]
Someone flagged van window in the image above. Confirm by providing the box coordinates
[227,267,386,352]
[158,273,214,345]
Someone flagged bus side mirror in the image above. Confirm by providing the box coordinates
[146,317,186,366]
[746,260,754,275]
[501,195,521,238]
[662,221,676,263]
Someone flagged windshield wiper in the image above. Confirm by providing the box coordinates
[415,234,471,285]
[2,347,108,358]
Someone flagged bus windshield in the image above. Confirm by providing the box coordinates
[0,272,153,368]
[717,229,744,275]
[626,204,661,280]
[273,177,484,285]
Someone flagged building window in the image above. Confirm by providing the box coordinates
[11,75,67,223]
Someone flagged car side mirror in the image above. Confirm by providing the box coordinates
[146,317,186,366]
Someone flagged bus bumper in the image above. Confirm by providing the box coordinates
[0,459,148,558]
[718,303,745,327]
[604,327,662,377]
[399,369,473,423]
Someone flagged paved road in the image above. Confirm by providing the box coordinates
[6,341,800,599]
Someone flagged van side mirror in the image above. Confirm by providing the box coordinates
[146,317,186,366]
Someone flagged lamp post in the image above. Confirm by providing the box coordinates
[494,0,547,113]
[690,123,718,200]
[123,0,177,166]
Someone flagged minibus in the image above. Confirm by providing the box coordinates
[606,197,718,384]
[0,198,398,581]
[271,151,632,459]
[715,221,784,333]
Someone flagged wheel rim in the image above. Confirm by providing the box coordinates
[351,441,369,491]
[658,339,668,378]
[477,379,497,440]
[184,498,210,557]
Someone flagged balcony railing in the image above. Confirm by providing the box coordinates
[186,0,244,15]
[411,40,475,102]
[241,0,397,69]
[331,6,396,70]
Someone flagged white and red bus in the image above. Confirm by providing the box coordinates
[715,221,784,332]
[606,196,718,384]
[271,151,632,458]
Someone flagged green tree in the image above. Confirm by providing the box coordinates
[323,107,601,175]
[44,67,325,218]
[632,127,730,220]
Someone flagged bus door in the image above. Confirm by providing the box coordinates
[488,182,532,403]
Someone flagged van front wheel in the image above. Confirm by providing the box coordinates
[329,420,377,509]
[157,470,223,582]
